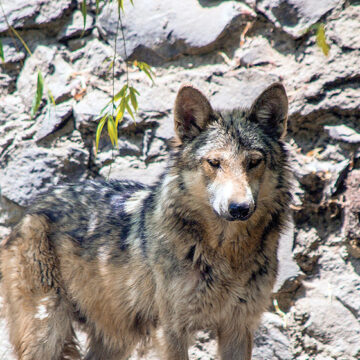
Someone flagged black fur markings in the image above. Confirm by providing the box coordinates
[185,245,196,262]
[139,190,156,257]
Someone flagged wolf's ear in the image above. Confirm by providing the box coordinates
[174,85,214,142]
[249,83,288,139]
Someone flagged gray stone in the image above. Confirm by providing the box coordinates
[235,37,276,67]
[324,124,360,144]
[98,0,255,64]
[99,158,166,185]
[0,142,88,207]
[257,0,343,38]
[16,45,57,108]
[253,312,292,360]
[0,94,29,155]
[71,38,117,77]
[0,195,24,228]
[73,89,110,132]
[0,145,64,206]
[46,54,77,104]
[275,218,301,293]
[0,0,74,33]
[0,38,25,65]
[57,10,94,41]
[290,296,360,358]
[329,4,360,50]
[209,69,280,111]
[34,103,73,141]
[343,170,360,259]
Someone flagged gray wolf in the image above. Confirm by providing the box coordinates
[1,83,291,360]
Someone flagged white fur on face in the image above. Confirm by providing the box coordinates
[208,181,254,218]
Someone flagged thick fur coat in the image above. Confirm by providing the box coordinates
[1,83,292,360]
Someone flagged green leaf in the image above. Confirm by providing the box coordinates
[107,115,118,147]
[110,115,118,147]
[129,0,134,5]
[130,86,139,95]
[115,107,124,127]
[30,70,44,119]
[117,0,124,12]
[125,96,135,121]
[81,1,87,34]
[0,39,4,62]
[107,59,114,72]
[316,23,330,56]
[113,84,128,102]
[137,61,155,83]
[129,87,138,112]
[47,90,56,106]
[95,114,108,155]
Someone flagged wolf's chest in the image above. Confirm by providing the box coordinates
[174,257,276,327]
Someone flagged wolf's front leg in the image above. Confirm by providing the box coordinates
[218,327,253,360]
[160,327,190,360]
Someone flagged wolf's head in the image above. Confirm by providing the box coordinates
[171,83,289,222]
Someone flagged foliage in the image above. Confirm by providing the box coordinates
[0,38,4,62]
[307,23,330,56]
[80,0,154,156]
[315,24,330,57]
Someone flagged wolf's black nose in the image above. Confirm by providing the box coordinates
[228,202,251,220]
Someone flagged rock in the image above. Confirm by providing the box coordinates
[293,227,321,273]
[329,4,360,50]
[324,124,360,144]
[253,312,292,360]
[0,38,26,65]
[34,103,73,141]
[71,38,118,77]
[99,159,166,185]
[290,296,360,358]
[0,196,24,228]
[343,169,360,259]
[0,94,29,155]
[257,0,343,38]
[98,0,255,64]
[235,37,276,67]
[0,145,61,207]
[0,0,74,33]
[57,10,94,41]
[46,54,77,104]
[0,142,88,207]
[16,45,57,108]
[209,69,280,111]
[73,89,110,133]
[274,218,302,308]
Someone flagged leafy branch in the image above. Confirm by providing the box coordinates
[81,0,155,155]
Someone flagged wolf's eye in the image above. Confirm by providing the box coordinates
[248,157,263,170]
[207,159,221,168]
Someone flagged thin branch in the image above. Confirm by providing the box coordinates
[118,8,129,85]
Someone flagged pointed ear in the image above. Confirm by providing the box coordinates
[249,83,288,139]
[174,85,214,142]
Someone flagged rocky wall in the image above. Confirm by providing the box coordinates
[0,0,359,359]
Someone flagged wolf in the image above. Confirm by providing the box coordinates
[1,82,291,360]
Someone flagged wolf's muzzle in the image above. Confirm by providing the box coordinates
[228,202,252,221]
